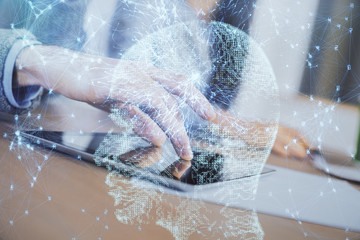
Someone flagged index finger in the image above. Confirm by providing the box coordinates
[148,68,217,121]
[137,83,194,160]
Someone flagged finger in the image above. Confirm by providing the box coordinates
[174,82,217,120]
[297,134,311,149]
[144,91,193,160]
[149,69,216,121]
[172,160,192,179]
[119,103,167,147]
[271,140,288,157]
[113,71,193,160]
[210,109,273,147]
[288,130,311,153]
[210,109,245,136]
[281,127,311,149]
[90,101,167,147]
[288,143,308,159]
[118,147,162,168]
[160,160,191,180]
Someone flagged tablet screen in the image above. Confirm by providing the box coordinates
[21,131,274,187]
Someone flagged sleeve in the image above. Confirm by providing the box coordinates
[0,28,43,114]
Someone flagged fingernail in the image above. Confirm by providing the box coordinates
[205,105,217,120]
[294,145,307,159]
[180,144,193,160]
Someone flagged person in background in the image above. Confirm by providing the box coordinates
[188,0,311,158]
[0,0,310,160]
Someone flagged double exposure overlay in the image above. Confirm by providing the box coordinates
[1,0,359,239]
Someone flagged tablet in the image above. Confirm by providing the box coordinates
[20,130,275,191]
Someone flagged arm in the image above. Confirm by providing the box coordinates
[15,44,217,160]
[0,29,43,114]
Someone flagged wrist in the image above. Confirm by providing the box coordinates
[15,45,47,87]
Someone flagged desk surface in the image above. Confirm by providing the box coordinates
[0,95,359,240]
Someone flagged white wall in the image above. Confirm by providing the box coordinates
[250,0,320,98]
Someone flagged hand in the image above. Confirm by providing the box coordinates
[203,109,311,159]
[15,45,217,160]
[209,109,277,148]
[272,125,311,159]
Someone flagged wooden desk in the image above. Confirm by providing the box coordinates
[0,95,359,240]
